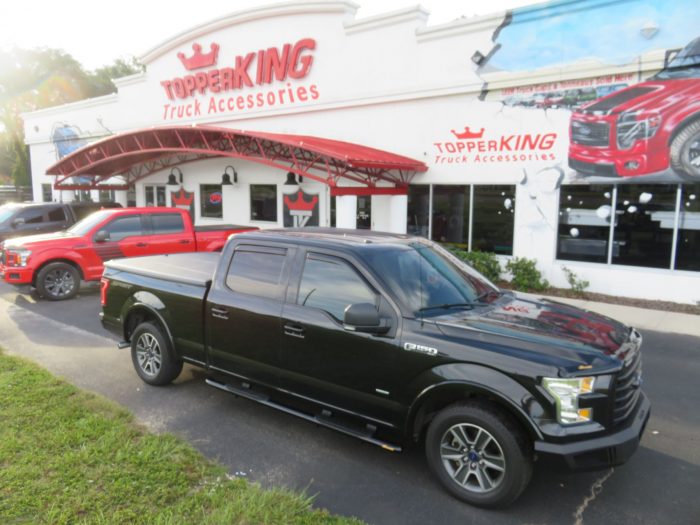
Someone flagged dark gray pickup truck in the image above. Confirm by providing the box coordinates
[0,201,121,243]
[100,228,650,507]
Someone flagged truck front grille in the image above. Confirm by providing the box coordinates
[571,121,610,146]
[612,334,643,426]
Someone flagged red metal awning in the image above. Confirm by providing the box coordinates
[46,126,428,193]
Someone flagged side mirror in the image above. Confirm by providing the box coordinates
[11,217,25,228]
[94,230,110,243]
[343,303,390,334]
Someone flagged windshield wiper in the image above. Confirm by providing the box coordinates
[418,303,475,312]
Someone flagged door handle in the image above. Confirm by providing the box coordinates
[179,239,191,244]
[283,323,305,339]
[136,242,148,247]
[211,306,229,320]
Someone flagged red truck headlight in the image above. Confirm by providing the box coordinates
[5,249,32,267]
[617,111,662,149]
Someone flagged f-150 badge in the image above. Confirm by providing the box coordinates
[404,342,438,356]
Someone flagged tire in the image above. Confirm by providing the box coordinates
[130,322,183,386]
[425,401,533,508]
[670,119,700,179]
[36,262,80,301]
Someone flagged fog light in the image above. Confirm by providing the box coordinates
[624,161,640,170]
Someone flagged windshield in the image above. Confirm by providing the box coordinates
[653,38,700,80]
[66,210,113,236]
[0,205,19,226]
[361,240,500,317]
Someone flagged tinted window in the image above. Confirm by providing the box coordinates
[226,249,285,299]
[472,185,516,255]
[612,184,676,269]
[17,207,45,224]
[151,213,185,234]
[432,185,469,245]
[42,184,53,202]
[407,185,430,237]
[557,185,614,263]
[676,184,700,271]
[298,256,376,321]
[362,241,495,316]
[102,216,143,241]
[250,185,277,222]
[47,207,66,222]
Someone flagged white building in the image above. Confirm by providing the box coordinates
[23,0,700,304]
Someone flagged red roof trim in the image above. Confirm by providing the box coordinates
[46,126,427,191]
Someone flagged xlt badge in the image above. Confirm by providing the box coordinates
[404,342,438,356]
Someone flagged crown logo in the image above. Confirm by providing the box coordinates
[177,42,220,70]
[171,188,194,207]
[451,126,485,140]
[284,190,318,213]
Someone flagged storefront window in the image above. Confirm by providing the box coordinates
[432,185,469,245]
[250,184,277,222]
[407,185,429,237]
[557,185,614,263]
[675,184,700,271]
[42,184,52,202]
[472,185,516,255]
[200,184,223,219]
[145,185,166,207]
[99,189,116,203]
[612,184,676,269]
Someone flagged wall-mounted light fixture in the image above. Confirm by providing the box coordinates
[284,172,303,185]
[221,165,237,185]
[471,50,485,66]
[167,167,183,185]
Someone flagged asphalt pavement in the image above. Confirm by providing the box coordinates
[0,281,698,525]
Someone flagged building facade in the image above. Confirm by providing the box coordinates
[23,0,700,303]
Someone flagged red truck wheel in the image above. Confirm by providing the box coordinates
[36,262,80,301]
[670,120,700,178]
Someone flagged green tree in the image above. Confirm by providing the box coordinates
[0,48,142,186]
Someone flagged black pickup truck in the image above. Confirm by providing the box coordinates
[100,229,650,507]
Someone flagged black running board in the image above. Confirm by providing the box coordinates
[205,378,402,452]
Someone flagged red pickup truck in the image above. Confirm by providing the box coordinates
[568,36,700,179]
[0,207,255,300]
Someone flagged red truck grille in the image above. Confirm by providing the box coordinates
[571,121,610,147]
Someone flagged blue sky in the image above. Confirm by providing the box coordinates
[490,0,700,71]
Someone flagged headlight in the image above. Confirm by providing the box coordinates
[542,376,595,424]
[617,111,662,149]
[5,249,32,267]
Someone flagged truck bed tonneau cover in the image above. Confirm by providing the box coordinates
[104,252,219,287]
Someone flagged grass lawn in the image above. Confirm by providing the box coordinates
[0,350,362,525]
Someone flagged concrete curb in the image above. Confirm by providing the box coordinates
[542,295,700,338]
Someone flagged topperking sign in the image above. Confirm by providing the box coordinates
[160,38,319,121]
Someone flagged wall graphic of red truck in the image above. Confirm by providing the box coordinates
[569,36,700,179]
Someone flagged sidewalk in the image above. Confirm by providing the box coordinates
[542,295,700,338]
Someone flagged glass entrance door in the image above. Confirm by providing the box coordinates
[357,196,371,229]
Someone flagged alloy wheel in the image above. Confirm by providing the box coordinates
[439,423,506,493]
[135,333,162,377]
[43,269,76,298]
